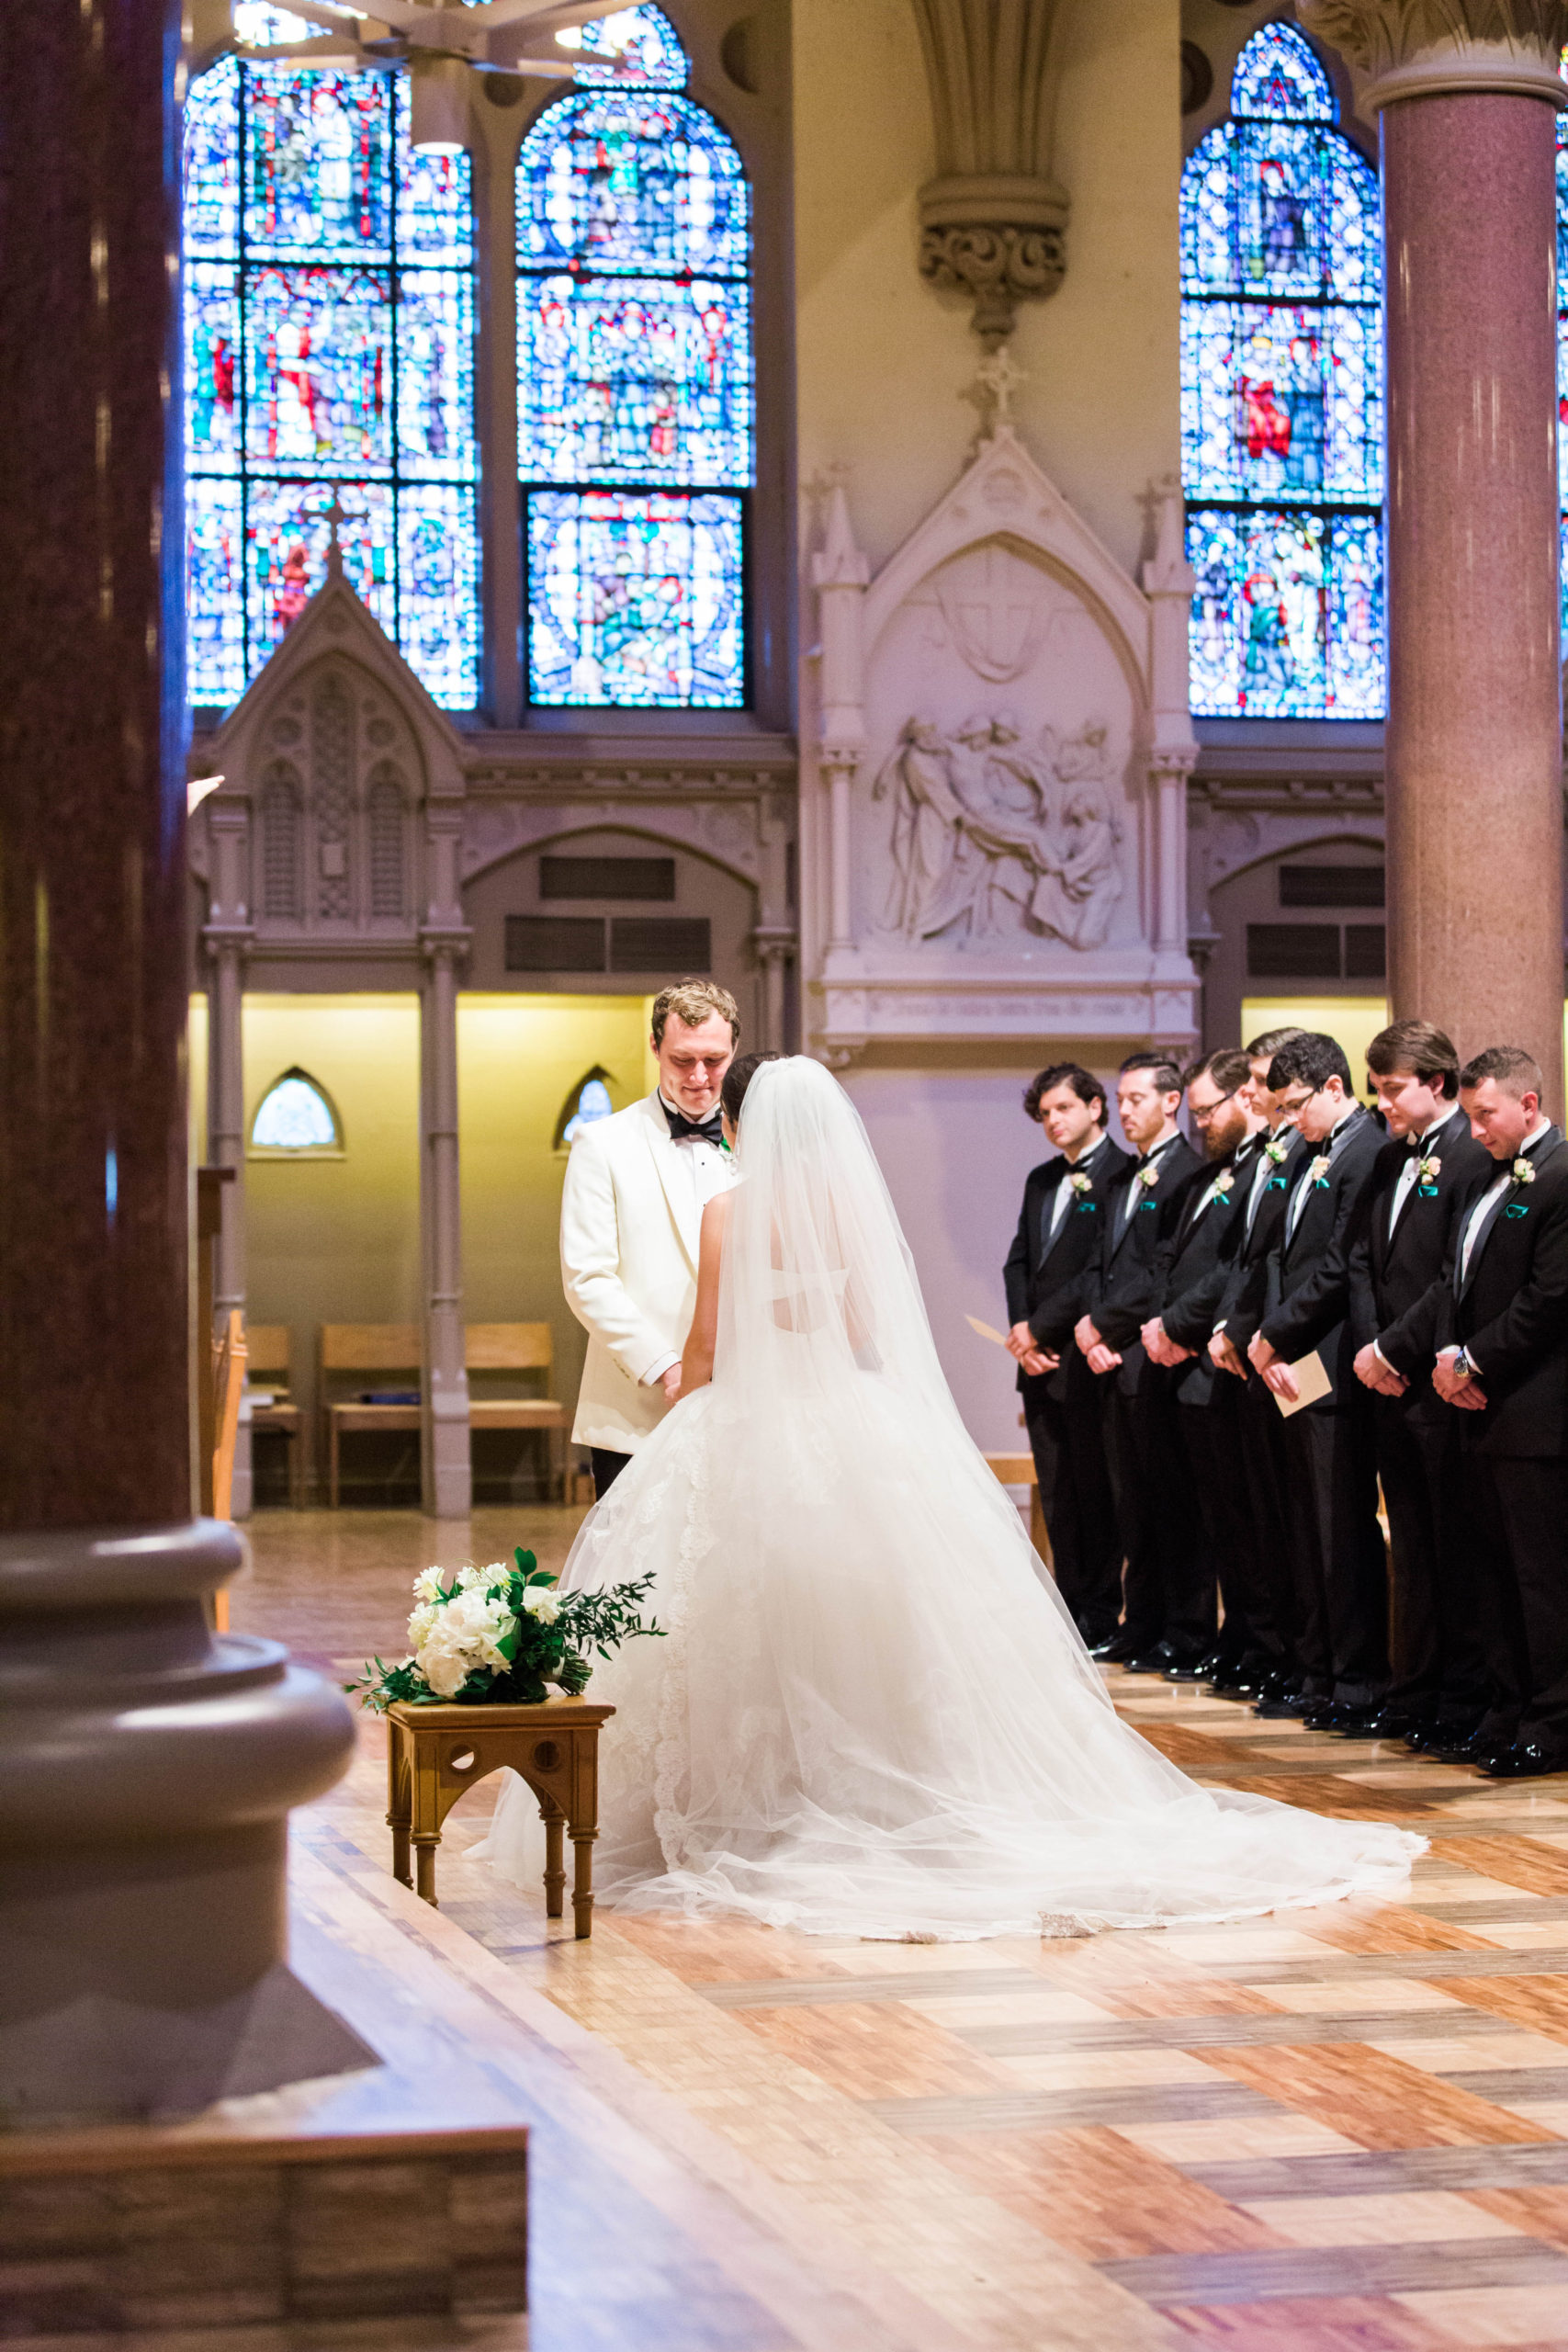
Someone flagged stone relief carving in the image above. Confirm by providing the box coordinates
[873,712,1123,949]
[1299,0,1568,103]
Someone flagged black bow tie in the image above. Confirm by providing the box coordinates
[662,1100,723,1147]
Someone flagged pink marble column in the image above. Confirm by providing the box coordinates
[0,0,355,2119]
[1382,89,1564,1100]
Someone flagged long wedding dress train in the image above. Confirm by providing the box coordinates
[474,1061,1421,1939]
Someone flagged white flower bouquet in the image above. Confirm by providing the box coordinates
[346,1547,662,1712]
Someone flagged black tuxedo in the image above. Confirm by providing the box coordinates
[1159,1135,1270,1669]
[1348,1109,1493,1725]
[1256,1106,1388,1706]
[1003,1135,1132,1641]
[1218,1126,1311,1674]
[1087,1134,1209,1655]
[1393,1128,1568,1750]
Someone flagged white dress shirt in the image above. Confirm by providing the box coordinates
[1456,1117,1552,1295]
[1284,1101,1360,1244]
[1387,1104,1461,1240]
[643,1098,732,1385]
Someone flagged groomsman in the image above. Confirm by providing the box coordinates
[1348,1022,1493,1747]
[1211,1029,1310,1708]
[1004,1065,1133,1648]
[1388,1047,1568,1778]
[1076,1056,1205,1671]
[1246,1034,1386,1728]
[1142,1048,1267,1690]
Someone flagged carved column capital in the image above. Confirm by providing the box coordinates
[910,0,1069,344]
[1298,0,1568,107]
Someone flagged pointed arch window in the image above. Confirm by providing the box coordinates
[183,2,480,712]
[517,6,752,708]
[1181,23,1385,718]
[555,1068,617,1148]
[250,1067,344,1156]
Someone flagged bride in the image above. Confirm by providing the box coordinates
[475,1053,1421,1939]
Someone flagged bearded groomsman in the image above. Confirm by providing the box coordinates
[1075,1055,1204,1671]
[1390,1048,1568,1778]
[1004,1065,1132,1648]
[1211,1029,1309,1710]
[1348,1022,1493,1749]
[1141,1048,1267,1691]
[1246,1033,1386,1729]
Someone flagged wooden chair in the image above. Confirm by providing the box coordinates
[321,1323,423,1508]
[247,1324,304,1509]
[466,1322,571,1501]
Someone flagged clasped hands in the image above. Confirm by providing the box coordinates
[1349,1339,1484,1408]
[1073,1314,1122,1377]
[1006,1322,1060,1379]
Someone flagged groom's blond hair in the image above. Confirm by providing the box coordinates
[651,979,740,1047]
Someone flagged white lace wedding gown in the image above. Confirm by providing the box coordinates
[474,1058,1422,1939]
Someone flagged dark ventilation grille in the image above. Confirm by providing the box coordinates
[367,771,405,918]
[504,916,606,973]
[1279,864,1385,908]
[1344,923,1387,978]
[541,855,676,900]
[261,767,302,921]
[1247,923,1341,979]
[610,917,712,972]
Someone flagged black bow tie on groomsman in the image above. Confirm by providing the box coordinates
[662,1099,724,1146]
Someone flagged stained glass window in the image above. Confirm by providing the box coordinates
[184,8,480,709]
[517,6,751,707]
[1181,23,1385,718]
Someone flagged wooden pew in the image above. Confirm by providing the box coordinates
[466,1322,570,1502]
[321,1323,422,1508]
[247,1323,304,1509]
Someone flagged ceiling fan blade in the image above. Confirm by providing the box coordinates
[254,0,370,34]
[470,50,573,74]
[464,0,629,29]
[236,34,365,58]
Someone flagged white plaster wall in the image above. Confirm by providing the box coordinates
[841,1057,1109,1452]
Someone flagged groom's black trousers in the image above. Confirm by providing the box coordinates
[591,1447,632,1500]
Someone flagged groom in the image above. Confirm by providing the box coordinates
[560,979,739,1498]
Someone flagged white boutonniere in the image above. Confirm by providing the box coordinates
[1309,1155,1332,1187]
[1263,1134,1290,1165]
[1136,1161,1161,1191]
[1213,1168,1235,1195]
[1068,1170,1093,1197]
[1416,1153,1441,1185]
[1513,1155,1537,1185]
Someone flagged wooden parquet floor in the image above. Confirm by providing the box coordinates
[243,1510,1568,2351]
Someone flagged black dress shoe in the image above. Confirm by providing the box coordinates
[1208,1672,1266,1702]
[1479,1739,1568,1780]
[1406,1718,1478,1755]
[1254,1688,1310,1719]
[1360,1708,1418,1742]
[1302,1703,1355,1731]
[1255,1670,1299,1706]
[1089,1630,1136,1664]
[1122,1643,1179,1676]
[1433,1729,1502,1765]
[1164,1649,1226,1683]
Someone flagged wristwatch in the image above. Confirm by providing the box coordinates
[1452,1348,1472,1382]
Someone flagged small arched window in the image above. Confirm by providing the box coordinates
[517,6,751,709]
[251,1067,344,1156]
[1181,23,1384,718]
[555,1068,616,1148]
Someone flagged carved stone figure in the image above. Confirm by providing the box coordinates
[874,714,1124,949]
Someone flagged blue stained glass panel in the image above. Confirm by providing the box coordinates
[243,69,393,259]
[187,476,247,705]
[245,266,392,471]
[1188,508,1383,718]
[1182,300,1382,504]
[186,262,242,468]
[518,90,749,279]
[1180,23,1384,718]
[184,61,479,707]
[1230,22,1334,121]
[397,269,478,477]
[570,6,686,87]
[519,273,751,486]
[527,489,744,707]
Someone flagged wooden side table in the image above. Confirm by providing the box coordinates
[386,1695,615,1937]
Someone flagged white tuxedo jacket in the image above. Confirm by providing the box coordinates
[559,1091,733,1452]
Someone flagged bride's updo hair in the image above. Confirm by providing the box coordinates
[721,1049,782,1128]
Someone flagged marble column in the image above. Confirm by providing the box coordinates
[420,938,472,1518]
[1303,2,1568,1100]
[0,0,355,2116]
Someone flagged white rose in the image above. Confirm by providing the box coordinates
[417,1630,471,1699]
[522,1588,561,1624]
[455,1561,492,1590]
[408,1600,438,1650]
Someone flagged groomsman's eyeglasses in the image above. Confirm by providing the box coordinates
[1189,1090,1236,1126]
[1273,1086,1321,1121]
